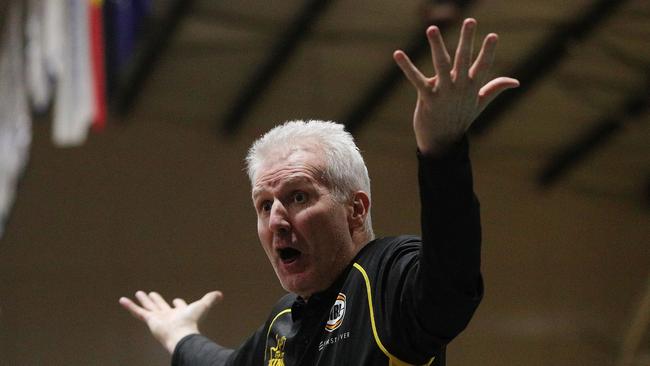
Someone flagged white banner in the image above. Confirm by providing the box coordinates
[0,0,32,237]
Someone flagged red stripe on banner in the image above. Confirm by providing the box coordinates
[90,0,107,131]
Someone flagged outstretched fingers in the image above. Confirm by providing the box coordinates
[149,291,172,310]
[426,26,452,87]
[453,18,476,83]
[135,290,158,311]
[393,50,429,91]
[119,296,149,322]
[470,33,498,84]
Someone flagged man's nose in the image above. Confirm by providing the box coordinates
[269,200,290,234]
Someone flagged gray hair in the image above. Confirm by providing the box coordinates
[246,120,374,240]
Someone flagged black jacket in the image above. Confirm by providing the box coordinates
[172,138,483,366]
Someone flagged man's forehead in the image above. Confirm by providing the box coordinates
[252,170,322,198]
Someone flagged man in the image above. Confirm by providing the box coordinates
[119,18,519,365]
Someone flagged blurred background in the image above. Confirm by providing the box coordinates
[0,0,648,365]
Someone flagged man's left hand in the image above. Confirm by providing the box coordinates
[394,18,519,155]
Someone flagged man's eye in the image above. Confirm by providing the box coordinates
[293,192,307,203]
[261,201,272,212]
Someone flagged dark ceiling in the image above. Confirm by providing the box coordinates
[0,0,648,365]
[109,1,650,363]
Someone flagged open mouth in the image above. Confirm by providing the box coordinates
[278,247,301,264]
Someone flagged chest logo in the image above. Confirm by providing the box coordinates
[325,293,346,332]
[269,334,286,366]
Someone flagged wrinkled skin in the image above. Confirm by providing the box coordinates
[252,148,365,298]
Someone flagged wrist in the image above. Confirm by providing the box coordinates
[164,327,199,354]
[418,136,463,157]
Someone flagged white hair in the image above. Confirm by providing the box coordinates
[246,120,374,240]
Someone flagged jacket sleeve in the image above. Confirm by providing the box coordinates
[171,325,267,366]
[172,334,234,366]
[415,136,483,338]
[380,136,483,362]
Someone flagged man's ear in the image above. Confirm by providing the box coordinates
[348,191,370,231]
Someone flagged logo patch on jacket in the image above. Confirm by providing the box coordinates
[325,293,346,332]
[269,334,286,366]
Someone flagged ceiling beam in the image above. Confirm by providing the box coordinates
[539,73,649,187]
[470,0,630,135]
[112,0,195,116]
[341,31,437,135]
[221,0,334,135]
[341,1,472,135]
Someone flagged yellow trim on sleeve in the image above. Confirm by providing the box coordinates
[264,308,292,362]
[353,262,435,366]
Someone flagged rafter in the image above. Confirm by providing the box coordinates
[471,0,630,135]
[112,0,196,116]
[341,0,472,134]
[220,0,334,135]
[539,73,649,187]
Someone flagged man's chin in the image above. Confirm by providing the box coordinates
[279,274,316,298]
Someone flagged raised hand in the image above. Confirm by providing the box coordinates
[393,18,519,155]
[119,290,223,354]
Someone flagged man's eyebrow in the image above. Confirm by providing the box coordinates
[252,176,314,199]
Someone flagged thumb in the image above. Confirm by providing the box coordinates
[477,77,519,112]
[200,291,223,309]
[188,291,223,323]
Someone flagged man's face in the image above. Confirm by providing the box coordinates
[252,149,357,298]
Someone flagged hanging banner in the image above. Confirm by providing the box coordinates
[0,0,32,237]
[52,0,94,146]
[90,0,107,131]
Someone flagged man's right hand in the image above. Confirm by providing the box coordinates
[119,290,223,354]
